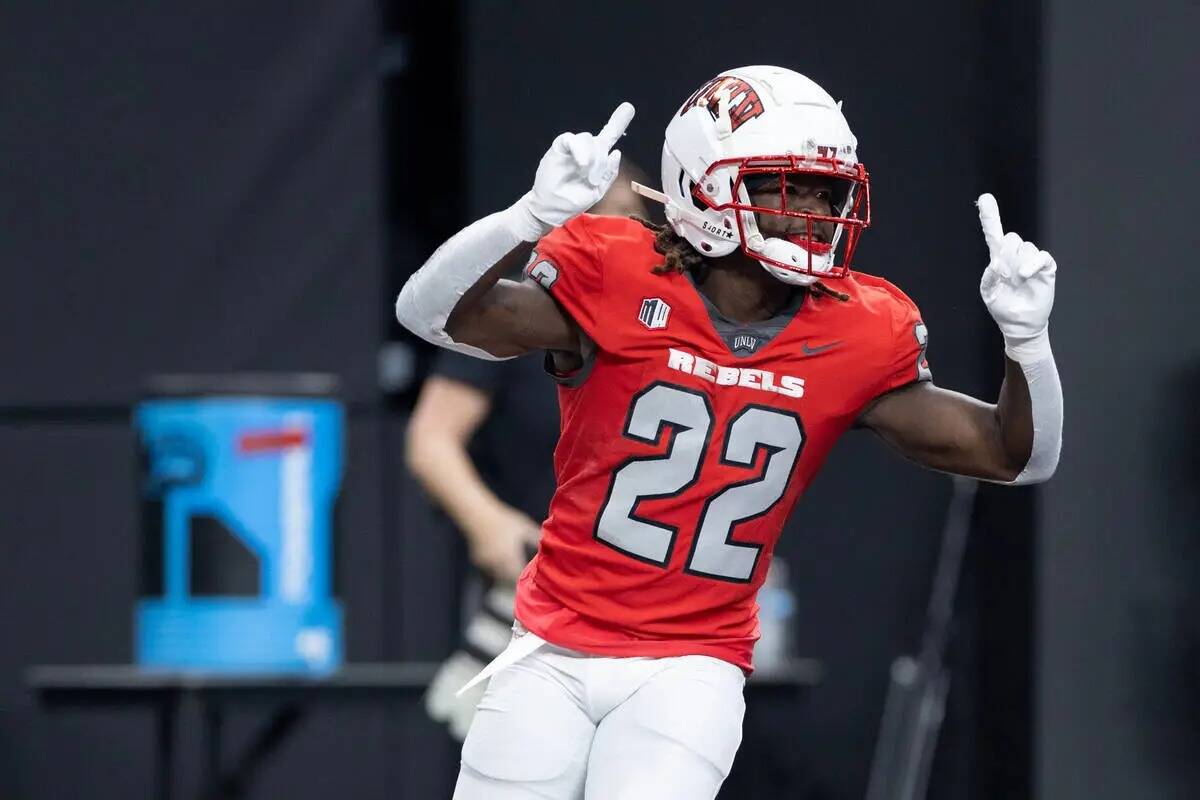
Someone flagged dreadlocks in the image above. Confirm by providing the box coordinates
[631,215,709,278]
[630,215,849,302]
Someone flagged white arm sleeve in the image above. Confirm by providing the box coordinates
[394,194,550,361]
[1003,332,1063,485]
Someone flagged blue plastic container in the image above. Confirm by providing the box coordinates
[135,374,344,674]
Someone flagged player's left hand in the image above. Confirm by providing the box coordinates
[976,193,1056,360]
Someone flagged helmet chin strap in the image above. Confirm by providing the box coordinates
[631,181,669,205]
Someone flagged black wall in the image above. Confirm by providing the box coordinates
[1039,1,1200,797]
[0,3,401,798]
[0,1,384,407]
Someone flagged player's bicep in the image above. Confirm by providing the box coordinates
[858,381,1015,481]
[446,277,580,358]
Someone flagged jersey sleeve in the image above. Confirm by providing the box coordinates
[875,291,933,397]
[523,215,605,340]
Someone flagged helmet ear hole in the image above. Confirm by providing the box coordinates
[680,170,708,212]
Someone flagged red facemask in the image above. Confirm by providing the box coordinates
[692,153,871,280]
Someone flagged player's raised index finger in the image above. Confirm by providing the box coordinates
[596,102,635,151]
[976,193,1005,253]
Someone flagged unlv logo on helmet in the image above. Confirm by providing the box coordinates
[678,76,765,133]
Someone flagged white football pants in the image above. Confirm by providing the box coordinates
[452,627,746,800]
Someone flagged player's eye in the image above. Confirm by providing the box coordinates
[745,176,779,193]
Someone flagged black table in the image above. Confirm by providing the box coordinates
[28,659,821,800]
[29,663,438,800]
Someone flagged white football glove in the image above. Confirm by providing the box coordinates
[976,193,1057,363]
[510,102,635,241]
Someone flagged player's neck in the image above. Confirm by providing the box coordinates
[696,255,799,324]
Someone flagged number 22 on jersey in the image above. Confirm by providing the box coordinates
[594,382,805,583]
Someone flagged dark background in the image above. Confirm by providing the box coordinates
[1,1,1195,798]
[1039,2,1200,797]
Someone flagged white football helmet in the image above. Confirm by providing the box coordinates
[658,66,870,286]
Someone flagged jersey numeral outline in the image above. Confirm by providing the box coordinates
[594,382,806,583]
[914,321,931,381]
[594,383,713,569]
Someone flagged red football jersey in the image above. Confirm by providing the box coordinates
[514,214,930,672]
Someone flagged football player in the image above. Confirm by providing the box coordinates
[396,66,1061,800]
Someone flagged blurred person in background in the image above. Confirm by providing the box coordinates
[397,66,1062,799]
[409,164,649,739]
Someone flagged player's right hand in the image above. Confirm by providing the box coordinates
[466,506,540,585]
[522,102,635,230]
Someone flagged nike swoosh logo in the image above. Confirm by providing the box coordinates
[801,340,842,357]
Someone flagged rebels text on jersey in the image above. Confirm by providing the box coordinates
[516,215,931,672]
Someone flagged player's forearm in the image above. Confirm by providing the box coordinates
[394,199,548,360]
[993,356,1035,477]
[993,333,1062,484]
[406,429,511,540]
[443,245,536,349]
